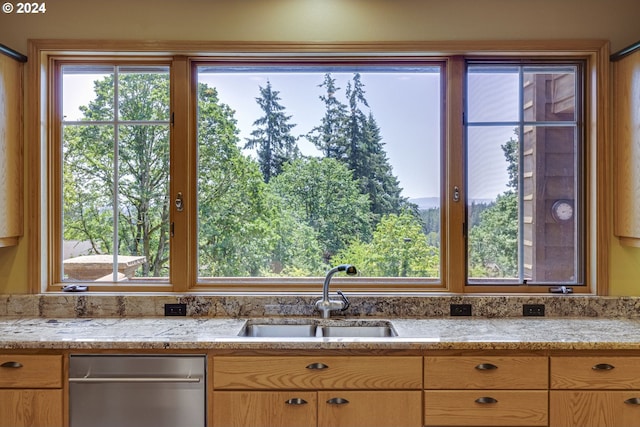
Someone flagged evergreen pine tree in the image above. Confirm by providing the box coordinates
[245,80,299,182]
[306,73,349,160]
[343,73,409,222]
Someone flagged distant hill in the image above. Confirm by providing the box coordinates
[409,197,440,210]
[409,197,495,211]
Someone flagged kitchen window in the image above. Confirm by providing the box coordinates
[59,64,171,283]
[33,41,608,294]
[466,62,584,286]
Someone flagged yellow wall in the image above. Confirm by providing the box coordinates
[1,0,640,294]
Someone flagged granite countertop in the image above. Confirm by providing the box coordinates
[2,316,640,351]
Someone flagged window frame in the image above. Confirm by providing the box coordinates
[56,61,174,286]
[464,60,586,287]
[27,40,610,295]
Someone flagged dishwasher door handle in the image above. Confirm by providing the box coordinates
[69,377,201,384]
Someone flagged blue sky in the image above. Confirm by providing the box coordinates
[198,69,442,200]
[63,67,514,202]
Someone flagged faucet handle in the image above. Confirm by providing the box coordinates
[336,290,350,312]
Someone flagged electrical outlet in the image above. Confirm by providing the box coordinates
[450,304,472,316]
[164,303,187,316]
[523,304,545,317]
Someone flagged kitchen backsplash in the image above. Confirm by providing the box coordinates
[1,294,640,318]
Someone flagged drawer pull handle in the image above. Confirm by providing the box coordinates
[475,363,498,371]
[475,397,498,404]
[592,363,615,371]
[69,377,201,383]
[285,398,308,406]
[306,362,329,370]
[624,398,640,405]
[0,361,23,368]
[327,397,349,405]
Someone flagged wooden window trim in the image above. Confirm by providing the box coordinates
[26,39,610,295]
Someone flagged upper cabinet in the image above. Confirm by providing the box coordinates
[0,45,26,247]
[613,41,640,246]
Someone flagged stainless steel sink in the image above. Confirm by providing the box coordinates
[238,320,397,338]
[242,323,318,337]
[321,325,396,337]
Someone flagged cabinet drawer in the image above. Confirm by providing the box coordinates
[318,390,422,427]
[212,391,317,427]
[0,355,62,388]
[213,356,422,390]
[424,356,548,389]
[550,391,640,427]
[424,390,548,426]
[551,357,640,389]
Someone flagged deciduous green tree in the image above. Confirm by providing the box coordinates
[334,210,439,277]
[197,84,278,276]
[468,130,519,277]
[269,157,373,263]
[63,71,170,277]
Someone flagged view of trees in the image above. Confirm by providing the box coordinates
[468,131,519,278]
[63,68,519,280]
[63,71,171,277]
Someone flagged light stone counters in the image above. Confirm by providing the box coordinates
[2,294,640,351]
[2,316,640,351]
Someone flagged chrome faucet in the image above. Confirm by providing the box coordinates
[315,264,356,319]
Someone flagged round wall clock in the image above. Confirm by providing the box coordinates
[551,199,574,222]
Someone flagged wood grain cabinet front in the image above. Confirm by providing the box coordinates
[212,356,423,427]
[213,356,422,390]
[550,356,640,427]
[424,356,549,427]
[0,51,24,247]
[212,391,317,427]
[613,44,640,245]
[0,354,63,427]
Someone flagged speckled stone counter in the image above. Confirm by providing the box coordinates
[2,316,640,351]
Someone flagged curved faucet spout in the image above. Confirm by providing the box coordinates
[316,264,357,319]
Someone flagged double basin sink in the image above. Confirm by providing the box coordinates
[239,319,397,338]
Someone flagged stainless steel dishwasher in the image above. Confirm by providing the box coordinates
[69,354,206,427]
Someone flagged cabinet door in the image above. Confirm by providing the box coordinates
[550,391,640,427]
[0,52,24,247]
[317,391,422,427]
[0,389,63,427]
[614,46,640,244]
[212,391,316,427]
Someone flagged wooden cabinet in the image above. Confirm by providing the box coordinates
[212,356,422,427]
[316,390,422,427]
[613,42,640,245]
[212,391,317,427]
[0,47,25,247]
[0,354,63,427]
[550,356,640,427]
[424,356,548,426]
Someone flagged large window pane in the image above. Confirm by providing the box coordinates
[467,66,519,122]
[61,65,170,282]
[196,66,442,280]
[467,126,519,280]
[466,63,582,285]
